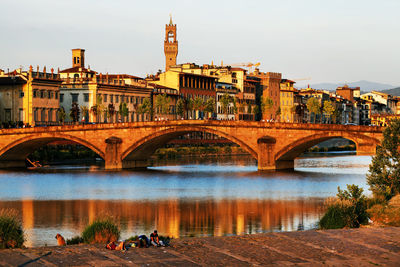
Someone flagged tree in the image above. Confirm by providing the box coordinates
[306,97,321,123]
[90,95,104,122]
[155,94,171,117]
[176,98,185,119]
[367,119,400,200]
[108,103,116,122]
[252,105,260,120]
[261,96,274,114]
[193,96,204,119]
[204,98,215,118]
[118,102,129,122]
[323,101,336,124]
[57,108,66,124]
[185,98,194,119]
[220,93,233,119]
[137,98,151,121]
[275,106,281,121]
[70,102,80,122]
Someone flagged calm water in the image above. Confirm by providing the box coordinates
[0,153,372,247]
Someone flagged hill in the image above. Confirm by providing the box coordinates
[381,87,400,96]
[302,80,396,91]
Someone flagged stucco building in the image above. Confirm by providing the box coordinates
[0,67,62,126]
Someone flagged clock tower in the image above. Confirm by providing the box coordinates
[164,16,178,71]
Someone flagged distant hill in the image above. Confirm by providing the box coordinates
[304,80,396,91]
[381,87,400,96]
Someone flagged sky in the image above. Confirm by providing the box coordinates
[1,0,399,87]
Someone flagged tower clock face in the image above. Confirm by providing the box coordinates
[168,31,174,42]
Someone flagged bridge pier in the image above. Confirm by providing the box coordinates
[105,137,123,170]
[356,142,377,156]
[257,137,277,171]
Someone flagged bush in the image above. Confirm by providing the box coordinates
[0,209,25,249]
[319,185,368,229]
[368,194,400,226]
[66,235,84,245]
[81,217,120,244]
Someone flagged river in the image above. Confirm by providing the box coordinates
[0,153,372,247]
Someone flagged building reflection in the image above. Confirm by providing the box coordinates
[0,198,323,246]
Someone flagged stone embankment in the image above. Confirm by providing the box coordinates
[0,227,399,266]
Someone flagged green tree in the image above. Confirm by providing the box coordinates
[252,105,260,120]
[90,95,104,122]
[261,96,274,114]
[57,108,66,124]
[70,102,80,122]
[107,103,115,122]
[306,97,321,123]
[323,101,336,124]
[204,98,215,118]
[155,94,171,116]
[275,106,281,120]
[193,96,204,119]
[221,93,233,119]
[118,102,129,122]
[137,98,151,121]
[176,98,185,119]
[367,118,400,200]
[185,98,194,119]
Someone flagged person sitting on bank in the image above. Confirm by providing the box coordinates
[106,241,126,251]
[150,230,164,247]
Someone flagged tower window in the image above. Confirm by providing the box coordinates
[168,31,174,42]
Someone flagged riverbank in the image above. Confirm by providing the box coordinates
[1,227,399,266]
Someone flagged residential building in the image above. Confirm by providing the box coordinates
[280,79,296,122]
[59,49,153,123]
[336,85,360,102]
[216,82,238,120]
[0,66,62,126]
[150,83,180,121]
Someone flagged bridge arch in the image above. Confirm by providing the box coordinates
[121,126,258,165]
[274,132,380,162]
[0,133,105,168]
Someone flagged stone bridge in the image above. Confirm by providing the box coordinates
[0,121,384,170]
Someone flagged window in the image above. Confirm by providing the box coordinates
[130,96,133,103]
[48,91,52,99]
[110,95,114,103]
[115,95,119,103]
[41,109,46,122]
[33,90,38,98]
[55,92,58,99]
[71,93,79,103]
[34,109,38,121]
[48,109,53,122]
[121,96,124,103]
[60,94,64,103]
[19,91,24,98]
[40,90,45,98]
[84,93,89,102]
[104,94,108,102]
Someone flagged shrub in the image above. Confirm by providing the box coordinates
[319,184,368,229]
[0,209,25,249]
[66,235,84,245]
[81,217,120,244]
[368,194,400,226]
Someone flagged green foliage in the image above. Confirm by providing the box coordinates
[204,98,215,116]
[252,105,260,117]
[323,101,336,124]
[57,108,66,123]
[275,106,281,116]
[0,209,24,249]
[70,102,80,122]
[66,235,84,245]
[306,97,321,123]
[319,184,368,229]
[193,96,204,111]
[176,98,185,118]
[137,98,152,116]
[82,217,120,244]
[119,102,129,119]
[221,93,234,118]
[155,94,171,115]
[367,118,400,201]
[261,96,274,113]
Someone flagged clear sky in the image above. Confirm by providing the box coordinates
[1,0,399,86]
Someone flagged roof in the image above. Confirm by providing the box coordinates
[0,76,27,85]
[148,83,177,91]
[97,74,143,80]
[281,79,296,84]
[59,66,96,74]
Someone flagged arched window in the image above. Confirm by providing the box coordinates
[168,31,174,42]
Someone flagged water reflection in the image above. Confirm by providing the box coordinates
[0,154,372,247]
[0,198,323,247]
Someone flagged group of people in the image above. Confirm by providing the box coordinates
[106,230,168,251]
